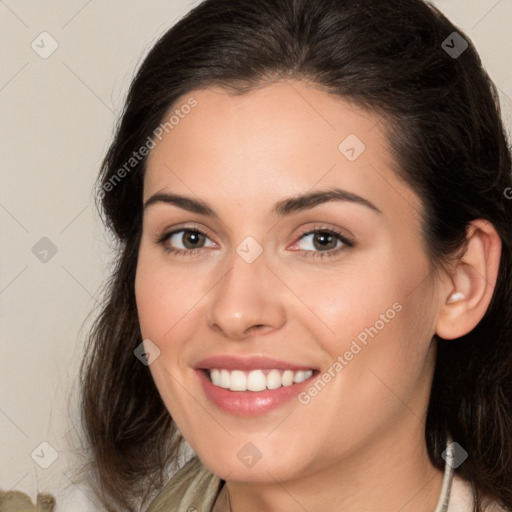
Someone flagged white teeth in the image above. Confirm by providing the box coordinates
[230,370,247,391]
[210,369,221,386]
[208,368,313,391]
[294,370,309,384]
[246,369,267,391]
[266,369,282,390]
[282,370,295,386]
[219,369,231,389]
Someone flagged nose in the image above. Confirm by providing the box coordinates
[205,247,286,340]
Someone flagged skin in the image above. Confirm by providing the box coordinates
[134,80,501,512]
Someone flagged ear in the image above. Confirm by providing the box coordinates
[435,219,502,340]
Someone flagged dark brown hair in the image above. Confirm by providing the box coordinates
[77,0,512,510]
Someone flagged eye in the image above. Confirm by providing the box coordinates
[155,224,354,259]
[156,227,216,256]
[290,226,354,259]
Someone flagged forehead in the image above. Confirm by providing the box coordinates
[146,81,383,178]
[143,80,421,226]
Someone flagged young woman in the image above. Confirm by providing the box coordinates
[78,0,512,511]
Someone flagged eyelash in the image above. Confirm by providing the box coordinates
[155,225,355,260]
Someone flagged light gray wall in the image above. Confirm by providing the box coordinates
[1,1,511,509]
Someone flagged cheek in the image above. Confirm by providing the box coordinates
[134,250,202,422]
[275,246,414,356]
[295,289,436,466]
[135,261,169,341]
[134,248,206,342]
[300,244,435,406]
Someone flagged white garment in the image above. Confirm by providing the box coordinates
[437,449,507,512]
[448,473,475,511]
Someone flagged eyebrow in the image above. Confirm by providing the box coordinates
[143,187,382,217]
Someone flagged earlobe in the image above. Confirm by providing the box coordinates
[435,219,502,340]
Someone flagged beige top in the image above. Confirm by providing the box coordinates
[146,454,507,512]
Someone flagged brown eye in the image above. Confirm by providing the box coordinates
[180,230,207,249]
[291,227,355,260]
[157,228,216,255]
[311,232,338,251]
[296,230,351,252]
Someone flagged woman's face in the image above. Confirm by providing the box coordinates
[135,80,443,482]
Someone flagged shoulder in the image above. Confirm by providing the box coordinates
[448,474,509,512]
[146,456,223,512]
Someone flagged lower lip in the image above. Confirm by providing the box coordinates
[196,369,316,417]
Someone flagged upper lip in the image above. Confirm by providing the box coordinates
[194,355,317,372]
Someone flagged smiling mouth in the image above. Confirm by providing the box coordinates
[204,368,316,392]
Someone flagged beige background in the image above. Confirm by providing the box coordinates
[1,0,511,510]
